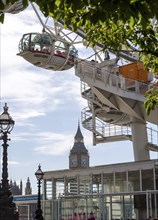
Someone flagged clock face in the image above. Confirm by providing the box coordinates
[71,159,77,166]
[82,158,87,166]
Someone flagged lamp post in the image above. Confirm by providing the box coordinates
[34,164,44,220]
[0,103,19,220]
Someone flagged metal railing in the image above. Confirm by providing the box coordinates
[81,107,131,139]
[75,59,157,97]
[147,127,158,146]
[82,106,158,149]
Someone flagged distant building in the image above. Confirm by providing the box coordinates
[10,179,22,195]
[13,178,36,220]
[25,177,32,195]
[14,195,38,220]
[10,177,32,196]
[69,122,89,169]
[42,123,158,220]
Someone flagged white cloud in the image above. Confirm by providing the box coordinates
[0,160,20,165]
[40,130,91,153]
[0,3,110,194]
[11,128,92,156]
[33,132,73,155]
[0,3,89,127]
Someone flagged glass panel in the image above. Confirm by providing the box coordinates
[44,180,52,200]
[42,33,51,45]
[110,195,136,220]
[41,33,52,53]
[128,170,140,191]
[54,194,139,220]
[20,34,30,52]
[134,194,146,211]
[124,195,136,220]
[103,173,114,193]
[92,174,102,194]
[31,33,42,43]
[142,168,154,190]
[66,177,78,195]
[69,45,78,58]
[77,198,87,218]
[86,196,98,217]
[18,205,29,220]
[43,200,53,220]
[31,33,42,51]
[55,41,67,54]
[103,196,111,220]
[56,178,65,197]
[115,172,126,193]
[111,195,122,219]
[91,197,99,219]
[79,175,91,194]
[60,198,79,220]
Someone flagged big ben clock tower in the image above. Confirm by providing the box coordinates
[69,122,89,169]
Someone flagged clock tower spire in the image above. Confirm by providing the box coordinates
[69,122,89,169]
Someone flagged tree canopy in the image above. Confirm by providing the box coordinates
[0,0,158,114]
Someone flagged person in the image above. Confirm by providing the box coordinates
[104,50,110,60]
[83,212,86,220]
[88,212,95,220]
[74,212,78,220]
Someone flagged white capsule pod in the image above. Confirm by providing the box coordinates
[17,32,78,71]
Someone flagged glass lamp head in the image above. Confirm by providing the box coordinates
[0,103,14,133]
[35,164,44,181]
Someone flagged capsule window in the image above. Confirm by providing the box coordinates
[41,34,52,54]
[18,34,30,52]
[30,34,42,52]
[55,41,68,55]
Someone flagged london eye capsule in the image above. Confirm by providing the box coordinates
[17,32,78,71]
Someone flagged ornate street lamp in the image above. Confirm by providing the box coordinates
[34,164,44,220]
[0,103,19,220]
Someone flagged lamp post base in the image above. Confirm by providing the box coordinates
[34,208,44,220]
[0,208,19,220]
[0,189,19,220]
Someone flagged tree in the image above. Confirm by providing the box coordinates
[0,0,158,114]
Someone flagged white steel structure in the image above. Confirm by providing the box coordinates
[75,58,158,161]
[13,1,158,162]
[17,2,158,162]
[2,2,158,219]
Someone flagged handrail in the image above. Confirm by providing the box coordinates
[75,59,157,98]
[81,107,131,138]
[82,106,158,149]
[147,127,158,146]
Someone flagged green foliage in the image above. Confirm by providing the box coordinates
[1,0,158,114]
[31,0,158,67]
[145,89,158,115]
[0,0,5,23]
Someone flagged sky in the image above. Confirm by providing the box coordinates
[0,3,158,194]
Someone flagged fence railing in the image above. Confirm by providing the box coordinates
[82,106,158,149]
[76,60,157,97]
[81,107,131,138]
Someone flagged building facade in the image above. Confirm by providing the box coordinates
[10,179,23,195]
[14,194,38,220]
[13,178,36,220]
[42,124,158,220]
[69,122,89,169]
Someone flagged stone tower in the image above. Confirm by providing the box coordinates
[69,122,89,169]
[25,177,32,195]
